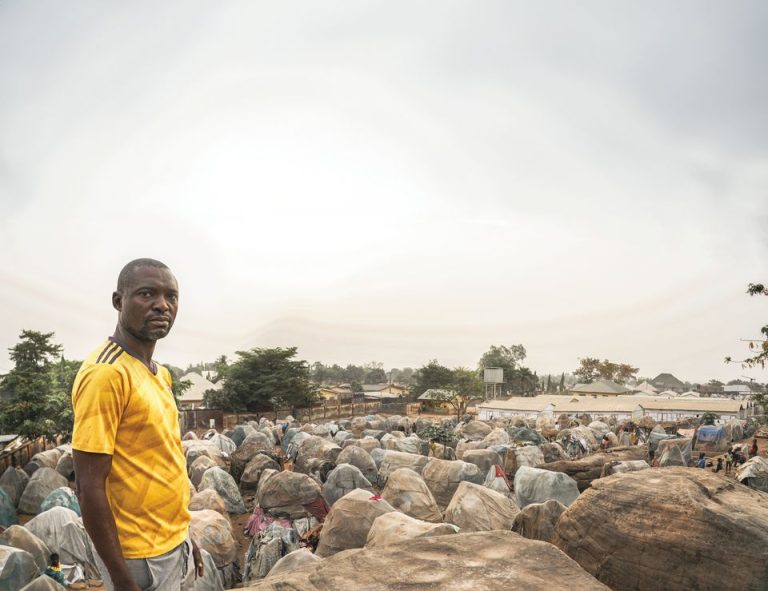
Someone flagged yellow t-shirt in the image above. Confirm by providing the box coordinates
[71,338,191,558]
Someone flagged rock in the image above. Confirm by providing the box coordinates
[512,499,567,543]
[587,421,610,440]
[240,454,281,494]
[333,431,354,445]
[0,525,50,572]
[599,460,650,478]
[380,468,442,523]
[257,471,321,517]
[540,446,647,492]
[294,437,341,475]
[20,575,66,590]
[377,451,432,487]
[481,428,510,447]
[24,450,62,476]
[315,489,395,557]
[189,456,218,489]
[189,489,227,515]
[444,481,520,532]
[514,466,579,509]
[18,468,68,515]
[183,441,229,473]
[266,548,322,578]
[428,443,456,460]
[182,431,198,441]
[205,432,237,454]
[341,437,381,454]
[461,449,502,475]
[553,467,768,591]
[199,467,246,514]
[507,427,546,446]
[0,466,29,507]
[421,459,483,510]
[0,546,39,590]
[39,487,80,516]
[335,446,378,484]
[189,509,237,568]
[540,442,568,463]
[322,464,373,506]
[457,420,492,441]
[242,524,299,583]
[245,531,610,590]
[366,511,457,547]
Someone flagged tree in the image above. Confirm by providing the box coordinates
[203,347,311,412]
[412,360,454,398]
[0,331,78,440]
[167,366,192,407]
[726,282,767,406]
[559,373,565,392]
[424,367,483,420]
[478,344,535,395]
[574,358,638,384]
[364,368,387,384]
[211,355,229,383]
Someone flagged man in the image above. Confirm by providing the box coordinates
[72,259,202,591]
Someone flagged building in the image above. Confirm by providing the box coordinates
[633,381,659,395]
[570,380,631,397]
[650,373,687,393]
[476,394,750,423]
[315,385,354,402]
[723,384,752,400]
[177,372,222,410]
[362,383,408,399]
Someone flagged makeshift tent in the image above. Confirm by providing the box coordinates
[695,425,728,452]
[736,457,768,492]
[0,546,39,591]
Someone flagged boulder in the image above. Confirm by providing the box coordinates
[482,428,510,447]
[189,456,218,489]
[366,511,457,547]
[514,466,579,509]
[377,451,432,487]
[0,466,29,507]
[507,427,546,446]
[553,467,768,591]
[198,467,246,514]
[461,449,502,475]
[587,421,610,440]
[266,548,322,578]
[0,525,50,572]
[205,433,237,455]
[335,446,378,484]
[428,443,456,460]
[189,489,227,515]
[540,442,568,463]
[315,489,395,557]
[182,431,198,441]
[230,424,258,447]
[444,481,519,532]
[512,499,567,543]
[294,437,341,475]
[192,548,225,591]
[189,509,237,568]
[333,431,354,445]
[0,546,39,591]
[455,440,487,460]
[540,446,647,492]
[421,459,484,510]
[257,471,321,517]
[322,465,373,507]
[39,487,80,516]
[242,524,299,583]
[457,420,492,441]
[380,468,442,523]
[240,454,281,494]
[183,442,229,473]
[599,460,650,478]
[246,531,610,590]
[341,437,381,454]
[18,469,67,515]
[24,450,61,476]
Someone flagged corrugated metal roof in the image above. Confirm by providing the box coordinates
[570,380,631,395]
[478,394,744,414]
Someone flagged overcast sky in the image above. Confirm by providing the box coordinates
[1,1,766,383]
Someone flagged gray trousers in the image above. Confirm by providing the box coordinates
[94,538,195,591]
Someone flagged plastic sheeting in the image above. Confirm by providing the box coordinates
[513,466,579,509]
[444,481,519,532]
[242,524,299,583]
[25,507,100,580]
[736,457,768,492]
[0,545,39,591]
[380,468,442,523]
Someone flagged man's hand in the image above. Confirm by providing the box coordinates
[191,539,204,579]
[112,576,142,591]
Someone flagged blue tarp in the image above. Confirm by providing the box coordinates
[696,425,725,443]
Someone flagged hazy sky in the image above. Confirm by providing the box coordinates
[1,1,766,383]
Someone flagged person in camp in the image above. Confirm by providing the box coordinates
[72,259,204,591]
[714,457,724,473]
[696,453,706,469]
[749,438,758,458]
[44,553,66,586]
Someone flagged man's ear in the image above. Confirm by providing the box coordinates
[112,291,122,312]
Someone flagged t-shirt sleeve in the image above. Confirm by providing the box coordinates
[71,364,127,455]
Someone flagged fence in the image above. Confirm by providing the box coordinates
[179,409,225,432]
[0,436,58,472]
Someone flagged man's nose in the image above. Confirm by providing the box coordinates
[153,296,171,312]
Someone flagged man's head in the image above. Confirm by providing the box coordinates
[113,258,178,342]
[50,553,59,566]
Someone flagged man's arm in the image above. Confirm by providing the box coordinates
[73,450,141,591]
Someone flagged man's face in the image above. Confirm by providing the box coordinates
[113,266,179,342]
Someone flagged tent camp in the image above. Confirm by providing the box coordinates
[695,425,728,452]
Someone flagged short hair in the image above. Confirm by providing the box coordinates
[116,258,169,293]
